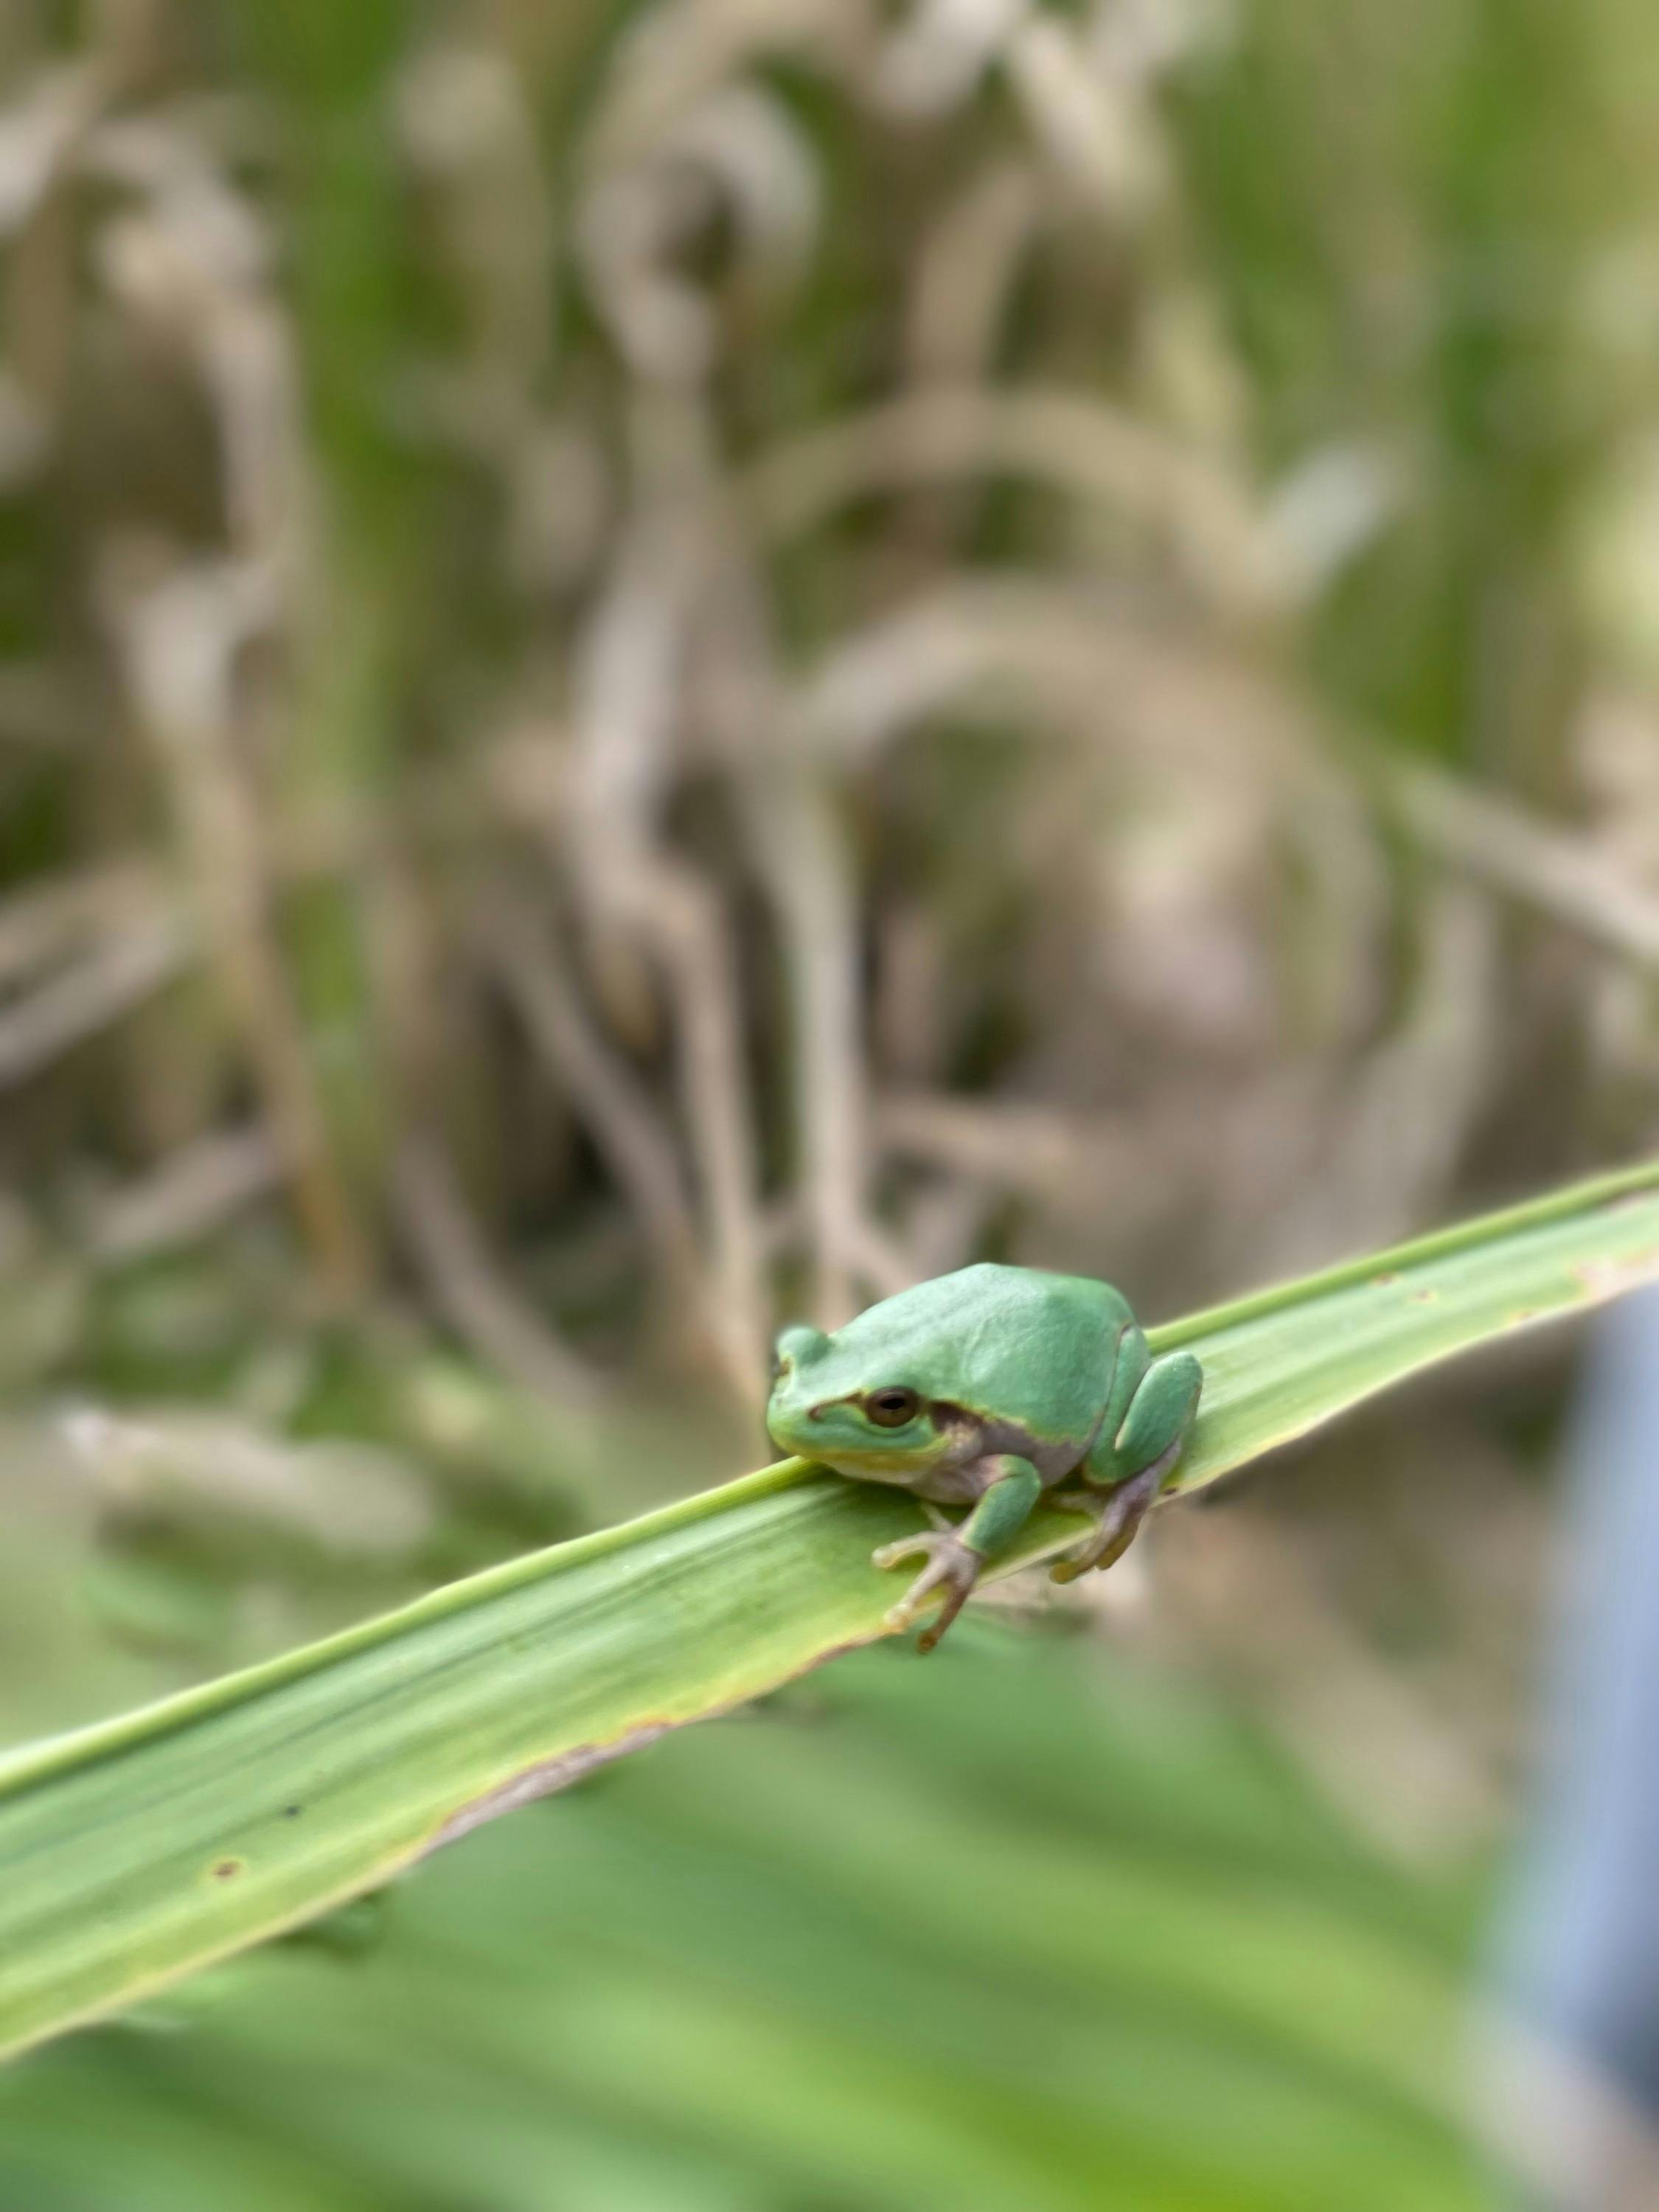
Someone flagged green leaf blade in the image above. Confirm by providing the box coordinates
[1161,1169,1659,1488]
[3,1160,1658,2059]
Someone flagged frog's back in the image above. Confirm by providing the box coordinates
[838,1262,1132,1447]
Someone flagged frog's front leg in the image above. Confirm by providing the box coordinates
[1051,1349,1202,1583]
[874,1457,1042,1653]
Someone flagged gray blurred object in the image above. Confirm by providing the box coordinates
[1491,1286,1659,2208]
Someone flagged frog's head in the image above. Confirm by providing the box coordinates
[765,1320,947,1480]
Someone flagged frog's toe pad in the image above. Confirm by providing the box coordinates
[873,1528,982,1652]
[872,1533,928,1573]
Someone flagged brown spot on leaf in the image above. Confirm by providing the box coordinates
[1409,1288,1438,1304]
[1571,1249,1659,1296]
[417,1621,902,1865]
[1371,1272,1400,1287]
[211,1858,245,1881]
[425,1723,675,1852]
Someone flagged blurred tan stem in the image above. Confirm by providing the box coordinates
[693,498,902,1324]
[395,1132,597,1406]
[1394,759,1659,965]
[106,559,369,1301]
[481,884,742,1394]
[566,501,769,1394]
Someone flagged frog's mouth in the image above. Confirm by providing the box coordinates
[805,1445,939,1481]
[770,1413,955,1486]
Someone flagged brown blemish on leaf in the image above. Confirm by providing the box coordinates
[210,1858,245,1881]
[1571,1249,1659,1297]
[1371,1272,1400,1287]
[426,1722,673,1850]
[421,1626,898,1862]
[1408,1288,1439,1304]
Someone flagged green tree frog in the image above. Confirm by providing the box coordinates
[765,1264,1202,1651]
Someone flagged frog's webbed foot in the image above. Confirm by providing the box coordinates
[1049,1446,1175,1584]
[872,1526,983,1653]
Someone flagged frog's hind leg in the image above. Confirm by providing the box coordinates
[1048,1447,1174,1583]
[1051,1350,1201,1583]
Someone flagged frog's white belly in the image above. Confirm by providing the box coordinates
[822,1455,995,1504]
[912,1459,1002,1506]
[847,1450,1079,1506]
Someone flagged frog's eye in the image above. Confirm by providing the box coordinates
[866,1387,920,1428]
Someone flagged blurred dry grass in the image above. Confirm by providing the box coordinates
[6,1,1659,2203]
[3,0,1659,1405]
[0,0,1656,2093]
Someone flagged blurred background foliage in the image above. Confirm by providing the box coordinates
[6,0,1659,2203]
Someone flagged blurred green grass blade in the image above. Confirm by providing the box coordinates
[4,1636,1488,2212]
[4,1159,1659,2059]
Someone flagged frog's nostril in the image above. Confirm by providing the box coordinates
[808,1404,827,1422]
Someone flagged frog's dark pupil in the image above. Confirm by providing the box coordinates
[868,1388,919,1427]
